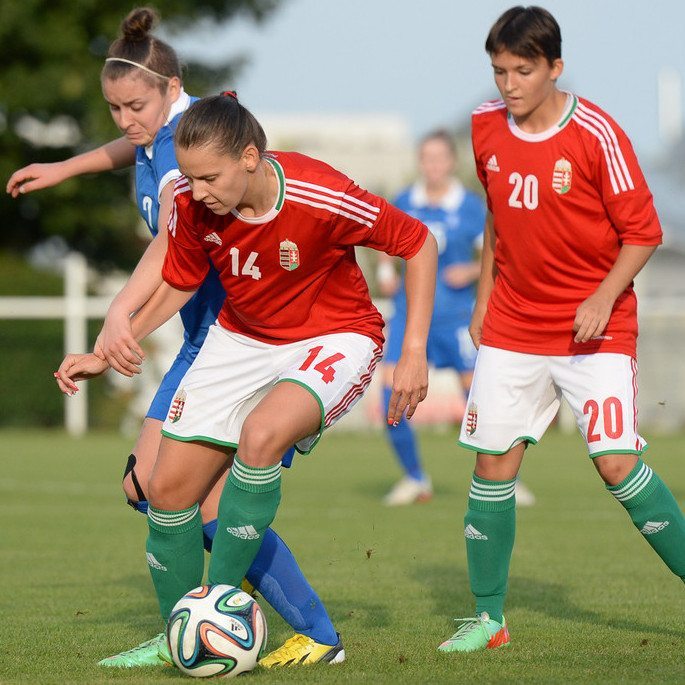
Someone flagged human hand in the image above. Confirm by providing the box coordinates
[573,291,614,343]
[97,309,146,376]
[442,263,479,289]
[386,348,428,425]
[468,306,487,349]
[6,162,70,198]
[53,353,110,395]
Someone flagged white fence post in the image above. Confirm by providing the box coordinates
[63,253,89,436]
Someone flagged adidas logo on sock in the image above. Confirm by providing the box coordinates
[640,520,670,535]
[464,524,488,540]
[146,552,168,571]
[227,525,260,540]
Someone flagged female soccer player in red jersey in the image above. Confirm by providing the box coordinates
[10,7,351,670]
[438,6,684,653]
[55,93,437,661]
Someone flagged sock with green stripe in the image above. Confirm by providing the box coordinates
[208,456,282,588]
[464,474,517,624]
[147,503,204,619]
[607,459,685,580]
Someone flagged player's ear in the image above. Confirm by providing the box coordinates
[242,144,261,173]
[166,76,181,101]
[550,58,564,81]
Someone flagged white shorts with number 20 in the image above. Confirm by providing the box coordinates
[459,345,647,458]
[162,324,382,454]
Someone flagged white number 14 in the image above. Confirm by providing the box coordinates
[229,247,262,280]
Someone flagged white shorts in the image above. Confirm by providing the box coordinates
[162,325,382,454]
[459,345,647,457]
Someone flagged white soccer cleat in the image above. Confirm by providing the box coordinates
[515,480,536,507]
[383,476,433,506]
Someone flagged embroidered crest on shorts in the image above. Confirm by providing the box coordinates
[168,388,187,423]
[466,403,478,435]
[279,239,300,271]
[552,157,572,194]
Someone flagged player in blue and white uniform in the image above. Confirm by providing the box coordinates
[8,6,342,670]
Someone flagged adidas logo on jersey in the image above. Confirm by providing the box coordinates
[204,232,222,246]
[146,552,167,571]
[486,155,500,172]
[227,525,260,540]
[464,524,488,540]
[640,520,670,535]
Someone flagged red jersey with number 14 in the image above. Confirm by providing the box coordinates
[472,93,662,357]
[162,151,428,347]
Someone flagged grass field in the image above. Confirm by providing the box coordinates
[1,427,683,684]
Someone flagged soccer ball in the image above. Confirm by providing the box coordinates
[167,584,268,678]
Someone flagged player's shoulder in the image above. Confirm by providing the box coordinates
[570,95,630,141]
[270,151,352,192]
[472,99,507,122]
[172,176,193,206]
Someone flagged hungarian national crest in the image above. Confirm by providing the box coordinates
[279,239,300,271]
[168,388,186,423]
[552,157,572,195]
[465,403,478,435]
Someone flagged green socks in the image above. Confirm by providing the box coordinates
[147,503,204,619]
[464,474,517,624]
[208,456,282,587]
[607,459,685,580]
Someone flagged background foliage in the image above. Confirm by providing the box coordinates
[0,0,281,270]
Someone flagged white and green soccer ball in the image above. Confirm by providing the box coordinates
[166,584,267,678]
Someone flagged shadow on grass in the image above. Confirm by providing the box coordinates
[416,563,685,639]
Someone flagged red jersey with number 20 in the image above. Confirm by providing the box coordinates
[163,151,428,347]
[472,93,662,358]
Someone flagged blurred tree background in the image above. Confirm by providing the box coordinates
[0,0,282,427]
[0,0,281,269]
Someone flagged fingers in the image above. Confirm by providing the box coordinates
[386,385,428,425]
[53,356,81,396]
[573,311,608,343]
[6,169,37,197]
[105,345,143,377]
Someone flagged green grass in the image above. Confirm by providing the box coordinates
[1,428,683,684]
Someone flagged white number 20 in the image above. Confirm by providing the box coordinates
[508,172,538,210]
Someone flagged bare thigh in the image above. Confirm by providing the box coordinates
[474,443,526,481]
[239,381,321,467]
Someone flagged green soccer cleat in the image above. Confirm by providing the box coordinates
[98,632,172,668]
[438,613,511,653]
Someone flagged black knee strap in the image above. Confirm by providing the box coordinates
[123,453,147,503]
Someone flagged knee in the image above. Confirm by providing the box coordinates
[147,472,194,511]
[594,455,638,486]
[238,417,285,466]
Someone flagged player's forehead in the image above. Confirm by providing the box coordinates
[176,143,230,177]
[101,73,159,103]
[490,49,544,70]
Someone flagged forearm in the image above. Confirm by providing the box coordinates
[107,233,167,318]
[63,137,136,175]
[473,215,497,312]
[130,281,196,342]
[595,244,657,302]
[402,233,438,350]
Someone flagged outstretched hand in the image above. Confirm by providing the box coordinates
[6,162,69,198]
[386,348,429,426]
[53,353,110,396]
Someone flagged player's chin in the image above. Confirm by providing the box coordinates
[205,203,231,215]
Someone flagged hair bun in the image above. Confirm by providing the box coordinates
[121,6,158,43]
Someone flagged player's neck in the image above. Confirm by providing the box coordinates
[511,89,567,134]
[424,180,453,205]
[236,158,278,218]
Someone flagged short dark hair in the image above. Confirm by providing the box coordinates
[175,94,267,159]
[485,6,562,65]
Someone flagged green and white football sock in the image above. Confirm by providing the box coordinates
[607,459,685,580]
[464,474,517,624]
[147,503,204,619]
[208,456,282,588]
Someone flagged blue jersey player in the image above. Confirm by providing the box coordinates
[378,130,483,505]
[378,130,536,507]
[8,6,343,670]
